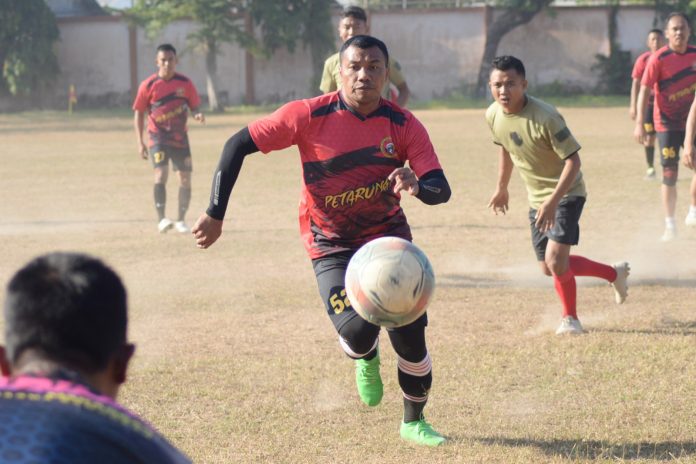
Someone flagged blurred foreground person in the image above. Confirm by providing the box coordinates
[0,252,191,464]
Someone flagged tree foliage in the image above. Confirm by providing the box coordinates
[475,0,553,97]
[127,0,333,109]
[0,0,60,97]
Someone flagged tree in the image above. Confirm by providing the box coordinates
[127,0,333,111]
[475,0,553,97]
[0,0,60,97]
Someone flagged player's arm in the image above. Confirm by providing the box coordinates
[683,97,696,170]
[190,107,205,123]
[134,110,148,160]
[633,85,649,144]
[388,168,450,204]
[395,82,410,107]
[487,145,513,215]
[629,78,640,120]
[535,152,581,232]
[192,127,259,248]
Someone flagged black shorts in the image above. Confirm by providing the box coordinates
[644,103,655,135]
[656,131,684,168]
[149,145,193,172]
[312,251,428,333]
[529,196,585,261]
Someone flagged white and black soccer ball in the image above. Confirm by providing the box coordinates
[345,236,435,328]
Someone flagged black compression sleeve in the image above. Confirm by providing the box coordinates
[205,127,259,220]
[415,169,451,205]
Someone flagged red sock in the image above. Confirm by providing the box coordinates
[553,269,577,318]
[569,255,617,282]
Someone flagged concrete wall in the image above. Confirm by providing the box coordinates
[46,6,659,108]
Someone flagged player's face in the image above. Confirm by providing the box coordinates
[338,17,368,43]
[489,68,527,114]
[665,16,690,52]
[339,45,388,114]
[647,32,665,52]
[156,51,178,79]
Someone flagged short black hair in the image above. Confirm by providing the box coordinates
[491,55,526,78]
[339,35,389,68]
[342,5,367,22]
[157,43,177,55]
[648,28,664,36]
[666,12,691,28]
[3,252,128,372]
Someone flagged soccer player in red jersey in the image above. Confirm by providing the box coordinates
[634,13,696,241]
[192,35,451,446]
[0,252,191,463]
[134,44,205,234]
[629,29,665,179]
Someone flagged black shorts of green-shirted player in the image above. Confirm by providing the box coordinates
[195,126,451,440]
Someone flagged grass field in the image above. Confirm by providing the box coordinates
[0,106,695,463]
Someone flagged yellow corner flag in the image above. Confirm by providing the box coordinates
[68,85,77,114]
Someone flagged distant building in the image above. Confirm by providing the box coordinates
[45,0,107,18]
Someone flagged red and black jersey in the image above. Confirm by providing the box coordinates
[132,73,201,149]
[642,45,696,132]
[249,92,442,259]
[632,50,655,103]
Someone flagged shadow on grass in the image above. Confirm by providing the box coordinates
[473,436,696,460]
[630,278,696,288]
[592,316,696,336]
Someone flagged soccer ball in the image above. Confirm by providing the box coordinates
[345,236,435,328]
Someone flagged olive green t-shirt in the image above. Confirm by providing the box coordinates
[485,95,586,209]
[319,52,406,99]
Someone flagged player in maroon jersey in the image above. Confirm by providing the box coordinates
[134,44,205,234]
[629,29,665,179]
[634,13,696,241]
[192,35,451,446]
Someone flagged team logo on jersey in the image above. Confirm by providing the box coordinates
[380,136,398,158]
[176,87,185,97]
[510,132,523,146]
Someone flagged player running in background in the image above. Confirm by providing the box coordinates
[0,252,191,463]
[320,6,410,107]
[629,28,665,179]
[634,13,696,241]
[134,43,205,234]
[486,55,630,336]
[193,35,451,446]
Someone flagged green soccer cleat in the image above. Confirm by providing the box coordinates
[400,417,446,447]
[354,354,383,407]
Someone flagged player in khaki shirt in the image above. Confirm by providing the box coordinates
[486,55,630,336]
[319,6,410,106]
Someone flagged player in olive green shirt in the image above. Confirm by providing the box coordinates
[319,6,410,106]
[486,55,630,336]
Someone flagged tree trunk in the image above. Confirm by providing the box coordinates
[474,1,553,97]
[205,38,223,112]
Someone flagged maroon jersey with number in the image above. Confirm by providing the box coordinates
[641,45,696,131]
[133,73,200,149]
[248,92,442,259]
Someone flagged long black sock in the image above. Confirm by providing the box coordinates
[178,187,191,221]
[403,398,426,423]
[646,146,655,168]
[154,183,166,220]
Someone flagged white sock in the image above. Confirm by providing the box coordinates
[689,205,696,216]
[665,217,676,229]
